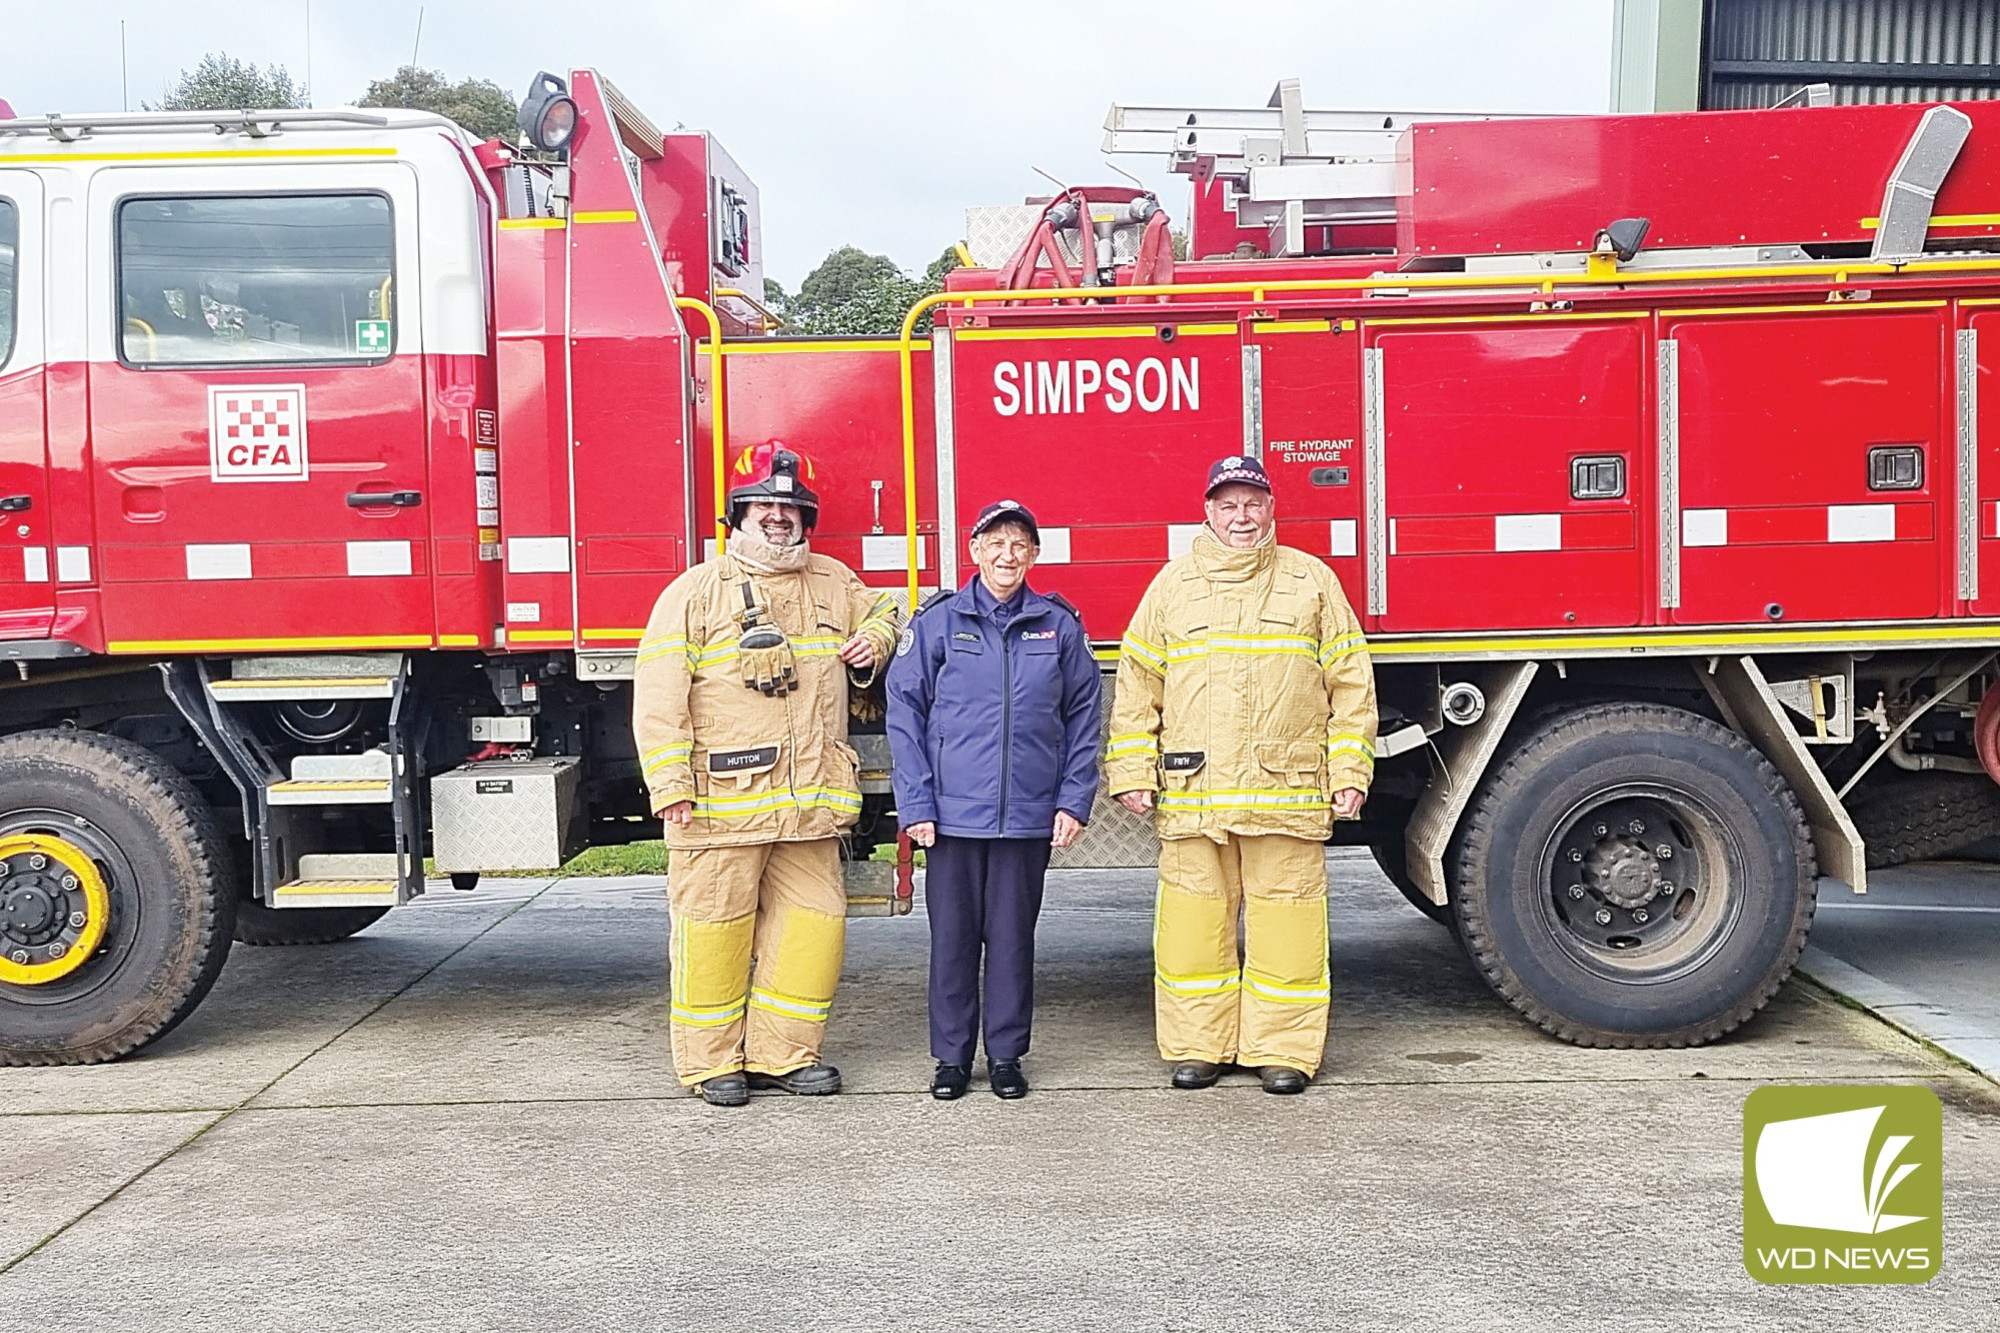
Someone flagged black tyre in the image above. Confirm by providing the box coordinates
[1367,839,1454,927]
[234,899,387,946]
[1450,702,1814,1048]
[0,729,235,1065]
[1847,771,2000,870]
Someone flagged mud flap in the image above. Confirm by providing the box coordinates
[1403,661,1539,907]
[1699,655,1867,895]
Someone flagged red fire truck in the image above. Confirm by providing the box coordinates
[2,69,1997,1065]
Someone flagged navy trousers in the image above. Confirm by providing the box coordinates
[925,834,1052,1067]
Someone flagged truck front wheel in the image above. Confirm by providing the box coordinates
[0,730,235,1065]
[1449,702,1813,1048]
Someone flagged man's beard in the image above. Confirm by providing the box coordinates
[757,519,803,547]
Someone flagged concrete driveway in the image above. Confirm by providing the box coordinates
[2,850,1995,1332]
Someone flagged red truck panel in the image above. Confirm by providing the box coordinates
[1669,308,1946,625]
[697,343,937,592]
[1402,101,2000,257]
[945,320,1244,634]
[1373,320,1649,633]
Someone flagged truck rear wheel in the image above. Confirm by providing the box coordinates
[234,900,388,946]
[1449,702,1813,1048]
[0,730,234,1065]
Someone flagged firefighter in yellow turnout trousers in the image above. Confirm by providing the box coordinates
[635,443,902,1107]
[1107,456,1377,1094]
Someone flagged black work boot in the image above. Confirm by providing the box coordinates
[1171,1060,1223,1090]
[988,1058,1029,1100]
[1259,1065,1308,1095]
[746,1064,842,1096]
[931,1062,971,1100]
[699,1073,749,1107]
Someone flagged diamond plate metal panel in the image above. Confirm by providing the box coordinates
[1051,673,1161,870]
[432,758,583,872]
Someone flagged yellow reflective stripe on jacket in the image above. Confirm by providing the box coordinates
[642,742,692,774]
[1165,633,1318,664]
[1105,732,1159,759]
[693,786,864,818]
[1318,632,1367,667]
[858,594,900,634]
[1243,968,1331,1005]
[1121,633,1167,675]
[1327,735,1375,766]
[1155,966,1242,996]
[637,635,690,666]
[749,986,833,1022]
[690,636,848,672]
[1156,789,1331,812]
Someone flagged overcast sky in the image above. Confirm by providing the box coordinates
[1,1,1616,288]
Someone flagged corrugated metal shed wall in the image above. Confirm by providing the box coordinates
[1705,0,2000,107]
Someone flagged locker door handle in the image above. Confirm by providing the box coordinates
[346,490,422,509]
[0,495,32,512]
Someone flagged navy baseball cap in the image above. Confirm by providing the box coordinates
[1205,455,1272,496]
[971,499,1040,542]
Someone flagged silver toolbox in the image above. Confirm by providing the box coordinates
[431,757,583,872]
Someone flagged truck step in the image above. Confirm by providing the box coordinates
[271,878,399,909]
[208,676,396,702]
[267,778,393,805]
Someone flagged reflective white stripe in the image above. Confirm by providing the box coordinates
[1828,503,1896,544]
[506,536,571,574]
[21,548,47,583]
[1319,632,1367,667]
[749,988,832,1021]
[672,1000,748,1028]
[1329,518,1357,558]
[1682,508,1728,548]
[187,543,252,581]
[693,787,864,818]
[55,546,90,583]
[1157,790,1331,811]
[1105,735,1159,757]
[1121,634,1167,673]
[1155,969,1242,995]
[1167,523,1202,558]
[1327,736,1374,760]
[1494,513,1562,552]
[1243,971,1330,1004]
[642,743,691,774]
[346,540,412,577]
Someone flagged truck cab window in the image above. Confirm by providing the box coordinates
[0,200,16,369]
[117,194,394,366]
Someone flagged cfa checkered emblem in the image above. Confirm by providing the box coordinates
[209,385,310,483]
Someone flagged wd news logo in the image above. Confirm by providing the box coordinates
[1743,1086,1943,1285]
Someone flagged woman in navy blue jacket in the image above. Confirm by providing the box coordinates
[886,500,1101,1100]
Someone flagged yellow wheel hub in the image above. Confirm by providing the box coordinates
[0,833,110,986]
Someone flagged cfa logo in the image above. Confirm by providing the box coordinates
[208,384,311,483]
[1743,1085,1943,1285]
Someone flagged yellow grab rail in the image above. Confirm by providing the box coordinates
[676,296,728,555]
[715,285,786,332]
[895,252,2000,606]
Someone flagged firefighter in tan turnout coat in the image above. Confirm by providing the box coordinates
[1107,456,1377,1094]
[634,443,902,1106]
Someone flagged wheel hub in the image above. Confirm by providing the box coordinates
[1584,837,1664,909]
[0,834,110,987]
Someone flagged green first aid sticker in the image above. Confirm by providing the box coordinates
[355,319,392,355]
[1743,1084,1942,1284]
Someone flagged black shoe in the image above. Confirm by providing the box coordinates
[699,1073,749,1107]
[1259,1065,1308,1095]
[745,1064,842,1096]
[931,1062,970,1100]
[989,1058,1028,1100]
[1171,1060,1223,1090]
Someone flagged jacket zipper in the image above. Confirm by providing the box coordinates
[998,618,1012,834]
